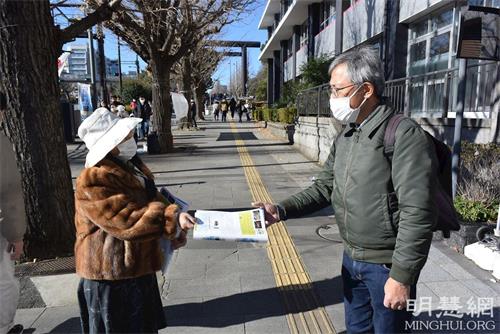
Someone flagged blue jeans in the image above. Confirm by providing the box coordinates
[140,120,149,138]
[342,252,416,334]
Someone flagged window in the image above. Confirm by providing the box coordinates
[285,37,293,59]
[319,0,335,31]
[407,8,455,115]
[299,20,308,49]
[429,32,450,72]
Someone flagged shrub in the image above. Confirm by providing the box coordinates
[455,142,499,223]
[277,107,297,123]
[457,142,500,206]
[253,107,296,124]
[454,196,499,223]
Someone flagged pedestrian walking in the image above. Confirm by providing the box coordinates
[237,99,244,123]
[190,99,197,128]
[244,99,252,121]
[213,100,220,121]
[220,98,228,122]
[136,96,152,139]
[75,108,196,334]
[229,97,236,119]
[253,46,438,334]
[0,94,27,334]
[129,99,137,112]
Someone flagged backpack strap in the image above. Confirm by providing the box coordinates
[383,114,406,160]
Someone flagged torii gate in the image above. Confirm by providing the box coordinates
[210,40,261,96]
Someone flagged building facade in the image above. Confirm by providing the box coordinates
[259,0,499,120]
[61,45,90,78]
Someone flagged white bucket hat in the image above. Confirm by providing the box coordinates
[78,107,142,168]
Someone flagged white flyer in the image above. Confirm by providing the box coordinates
[193,208,268,243]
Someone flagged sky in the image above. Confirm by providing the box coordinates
[57,0,268,85]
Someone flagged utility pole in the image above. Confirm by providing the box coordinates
[87,26,97,110]
[229,59,232,95]
[97,24,108,105]
[136,54,140,79]
[117,36,123,97]
[242,46,248,96]
[451,58,468,198]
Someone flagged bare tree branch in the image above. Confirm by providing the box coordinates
[58,0,122,44]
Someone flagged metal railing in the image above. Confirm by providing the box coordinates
[296,83,331,117]
[296,61,498,117]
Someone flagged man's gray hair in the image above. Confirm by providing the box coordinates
[328,46,385,97]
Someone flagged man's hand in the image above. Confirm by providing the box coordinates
[251,202,280,226]
[384,277,410,310]
[178,212,196,230]
[7,240,23,261]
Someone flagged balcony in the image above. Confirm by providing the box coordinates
[314,18,335,57]
[259,0,317,60]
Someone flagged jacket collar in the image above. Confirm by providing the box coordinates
[358,102,395,139]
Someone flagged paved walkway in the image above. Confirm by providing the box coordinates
[15,118,500,333]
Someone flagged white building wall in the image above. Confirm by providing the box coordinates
[342,0,385,51]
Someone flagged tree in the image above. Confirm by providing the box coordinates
[0,0,121,259]
[188,43,223,120]
[86,0,255,152]
[121,76,152,103]
[248,65,267,101]
[299,55,331,87]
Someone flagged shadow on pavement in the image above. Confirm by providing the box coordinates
[196,142,290,151]
[163,277,344,327]
[48,316,81,333]
[152,160,316,175]
[44,277,343,332]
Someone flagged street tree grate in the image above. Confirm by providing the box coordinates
[15,256,75,277]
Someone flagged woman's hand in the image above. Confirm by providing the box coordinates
[171,230,187,250]
[178,212,196,230]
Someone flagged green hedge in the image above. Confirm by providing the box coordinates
[253,107,297,124]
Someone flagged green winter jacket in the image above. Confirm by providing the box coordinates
[279,103,438,285]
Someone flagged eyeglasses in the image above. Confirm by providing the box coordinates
[329,84,356,97]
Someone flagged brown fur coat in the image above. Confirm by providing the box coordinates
[74,158,179,280]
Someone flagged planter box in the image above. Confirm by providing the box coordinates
[435,222,494,254]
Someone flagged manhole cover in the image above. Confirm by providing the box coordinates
[316,224,343,243]
[15,256,75,277]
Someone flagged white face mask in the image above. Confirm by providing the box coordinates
[117,137,137,160]
[329,85,367,124]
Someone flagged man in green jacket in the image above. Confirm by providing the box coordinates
[254,46,437,333]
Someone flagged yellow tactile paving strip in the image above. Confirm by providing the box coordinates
[230,123,336,334]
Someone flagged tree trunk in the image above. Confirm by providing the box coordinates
[150,55,174,152]
[194,85,206,120]
[0,0,75,259]
[181,57,193,124]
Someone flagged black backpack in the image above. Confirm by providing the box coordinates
[383,114,460,238]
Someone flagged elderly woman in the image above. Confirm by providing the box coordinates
[75,108,195,333]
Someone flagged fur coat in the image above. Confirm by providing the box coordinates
[74,158,179,280]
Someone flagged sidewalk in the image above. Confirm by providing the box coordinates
[15,117,500,333]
